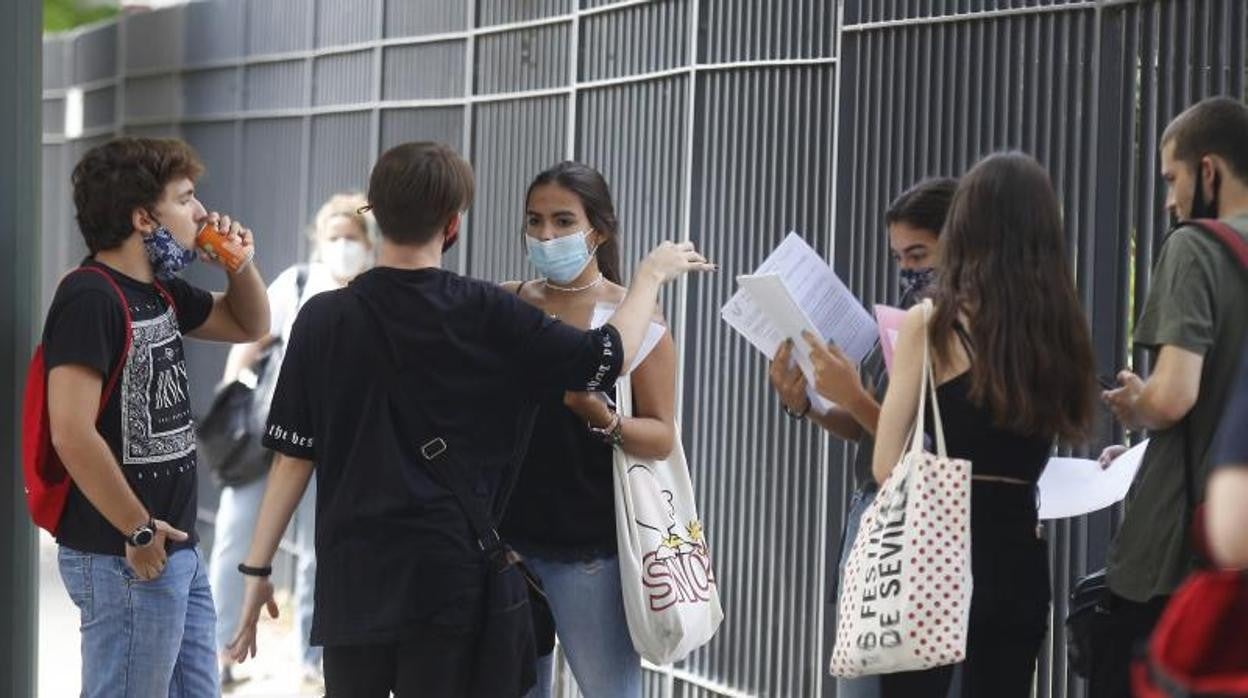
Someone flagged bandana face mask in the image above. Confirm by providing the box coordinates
[143,221,197,280]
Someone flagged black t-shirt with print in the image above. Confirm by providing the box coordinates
[263,266,624,646]
[42,260,213,557]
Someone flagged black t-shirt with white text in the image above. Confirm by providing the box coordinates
[43,260,213,556]
[263,266,623,646]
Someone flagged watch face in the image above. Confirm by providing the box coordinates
[132,528,155,547]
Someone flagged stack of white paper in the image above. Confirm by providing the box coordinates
[721,233,877,414]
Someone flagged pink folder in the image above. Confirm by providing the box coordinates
[873,304,907,375]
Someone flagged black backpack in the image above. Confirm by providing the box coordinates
[198,266,308,487]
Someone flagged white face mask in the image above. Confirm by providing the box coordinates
[321,238,370,281]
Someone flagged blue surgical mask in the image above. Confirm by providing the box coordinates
[525,230,596,284]
[143,224,197,280]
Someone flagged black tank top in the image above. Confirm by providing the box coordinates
[926,323,1052,484]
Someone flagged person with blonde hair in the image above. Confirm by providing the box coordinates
[207,191,375,688]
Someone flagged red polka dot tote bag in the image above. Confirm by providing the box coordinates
[829,300,973,677]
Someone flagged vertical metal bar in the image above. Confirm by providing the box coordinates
[0,0,41,694]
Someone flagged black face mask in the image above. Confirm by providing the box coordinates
[1188,169,1221,222]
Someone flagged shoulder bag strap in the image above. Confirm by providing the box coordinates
[1186,218,1248,271]
[72,267,133,409]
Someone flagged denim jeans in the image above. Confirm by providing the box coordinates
[58,546,218,698]
[521,553,641,698]
[208,473,320,668]
[836,487,881,698]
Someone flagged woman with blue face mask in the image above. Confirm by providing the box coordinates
[499,162,678,698]
[768,178,957,698]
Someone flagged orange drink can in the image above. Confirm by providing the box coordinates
[195,222,254,273]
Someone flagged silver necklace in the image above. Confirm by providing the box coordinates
[543,273,604,293]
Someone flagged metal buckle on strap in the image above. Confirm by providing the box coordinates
[420,437,447,460]
[478,528,501,552]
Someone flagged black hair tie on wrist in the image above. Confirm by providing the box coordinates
[237,563,272,577]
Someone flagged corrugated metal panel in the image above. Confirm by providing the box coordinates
[685,65,837,698]
[580,0,689,83]
[477,0,572,28]
[244,60,306,110]
[475,23,571,95]
[576,75,688,333]
[317,0,380,48]
[185,0,243,66]
[313,50,373,106]
[246,0,313,56]
[124,75,179,121]
[240,118,306,277]
[382,41,466,100]
[183,68,240,116]
[384,0,468,38]
[43,99,64,136]
[379,107,465,153]
[183,122,241,216]
[699,0,837,63]
[72,23,116,85]
[854,0,1093,24]
[309,112,374,218]
[43,38,67,91]
[123,5,185,72]
[83,86,118,129]
[469,95,568,284]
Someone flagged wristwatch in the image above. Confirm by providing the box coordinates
[126,520,156,548]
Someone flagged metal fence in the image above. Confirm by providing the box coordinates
[38,1,1248,696]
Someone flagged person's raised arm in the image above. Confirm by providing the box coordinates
[606,241,714,372]
[871,306,928,484]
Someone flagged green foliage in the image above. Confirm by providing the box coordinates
[45,0,119,33]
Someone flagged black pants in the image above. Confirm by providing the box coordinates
[1087,592,1170,698]
[882,489,1051,698]
[323,630,475,698]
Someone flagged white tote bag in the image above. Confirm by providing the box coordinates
[829,300,973,677]
[613,373,724,665]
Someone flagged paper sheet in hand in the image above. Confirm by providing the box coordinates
[735,274,837,414]
[1037,439,1148,520]
[720,233,878,414]
[873,304,906,375]
[592,303,666,374]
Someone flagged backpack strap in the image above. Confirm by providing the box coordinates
[1187,218,1248,271]
[70,267,133,408]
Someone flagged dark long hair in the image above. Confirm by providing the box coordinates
[931,152,1096,442]
[526,161,622,284]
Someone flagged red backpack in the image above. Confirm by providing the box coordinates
[21,267,147,533]
[1133,218,1248,697]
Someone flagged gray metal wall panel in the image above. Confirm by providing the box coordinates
[475,24,571,95]
[309,112,374,218]
[699,0,837,63]
[686,65,837,698]
[39,144,74,314]
[384,0,468,38]
[124,5,186,72]
[72,24,117,84]
[185,0,244,65]
[240,118,306,283]
[183,68,240,116]
[478,0,572,27]
[314,50,373,106]
[124,123,181,138]
[317,0,380,48]
[43,38,67,90]
[379,107,465,153]
[382,42,467,100]
[580,1,689,82]
[43,99,64,136]
[244,60,306,111]
[576,75,688,332]
[246,0,313,55]
[470,96,568,284]
[124,75,180,121]
[83,86,118,129]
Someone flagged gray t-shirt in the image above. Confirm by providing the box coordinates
[850,344,887,492]
[1108,214,1248,602]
